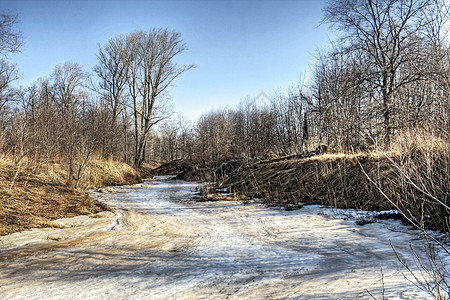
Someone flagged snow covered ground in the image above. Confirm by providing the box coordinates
[0,176,446,299]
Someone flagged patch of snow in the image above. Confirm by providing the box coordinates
[0,177,447,299]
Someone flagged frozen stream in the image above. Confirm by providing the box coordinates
[0,176,439,299]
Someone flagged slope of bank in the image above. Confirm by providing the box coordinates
[0,156,142,236]
[155,137,449,232]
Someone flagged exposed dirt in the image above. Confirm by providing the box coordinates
[0,176,436,299]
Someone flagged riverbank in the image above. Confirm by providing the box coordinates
[0,155,143,236]
[155,132,449,232]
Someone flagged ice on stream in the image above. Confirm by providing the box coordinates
[0,176,448,299]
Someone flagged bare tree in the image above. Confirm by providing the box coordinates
[0,12,23,56]
[95,35,131,157]
[125,29,194,167]
[0,59,19,113]
[159,119,182,161]
[53,62,89,115]
[309,49,371,151]
[52,62,91,187]
[0,12,22,116]
[324,0,433,147]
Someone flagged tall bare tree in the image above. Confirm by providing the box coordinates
[95,35,131,157]
[126,29,194,167]
[95,29,193,166]
[0,12,23,115]
[52,62,91,187]
[324,0,433,147]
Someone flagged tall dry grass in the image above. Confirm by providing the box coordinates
[363,129,450,299]
[0,154,142,235]
[81,158,142,189]
[388,129,449,231]
[217,129,449,232]
[224,152,397,213]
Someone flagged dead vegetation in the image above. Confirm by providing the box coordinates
[221,152,399,211]
[224,143,448,232]
[0,155,143,236]
[155,130,449,233]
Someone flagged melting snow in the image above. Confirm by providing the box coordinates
[0,176,447,299]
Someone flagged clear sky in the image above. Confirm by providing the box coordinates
[1,0,334,120]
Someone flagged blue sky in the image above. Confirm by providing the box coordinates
[1,0,334,120]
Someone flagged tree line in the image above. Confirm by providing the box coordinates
[150,0,449,162]
[0,0,448,185]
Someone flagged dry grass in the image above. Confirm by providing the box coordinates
[226,153,397,210]
[216,130,449,232]
[388,129,450,231]
[0,155,143,236]
[81,159,142,189]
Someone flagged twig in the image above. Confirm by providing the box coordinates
[366,133,450,211]
[9,156,24,190]
[352,146,450,256]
